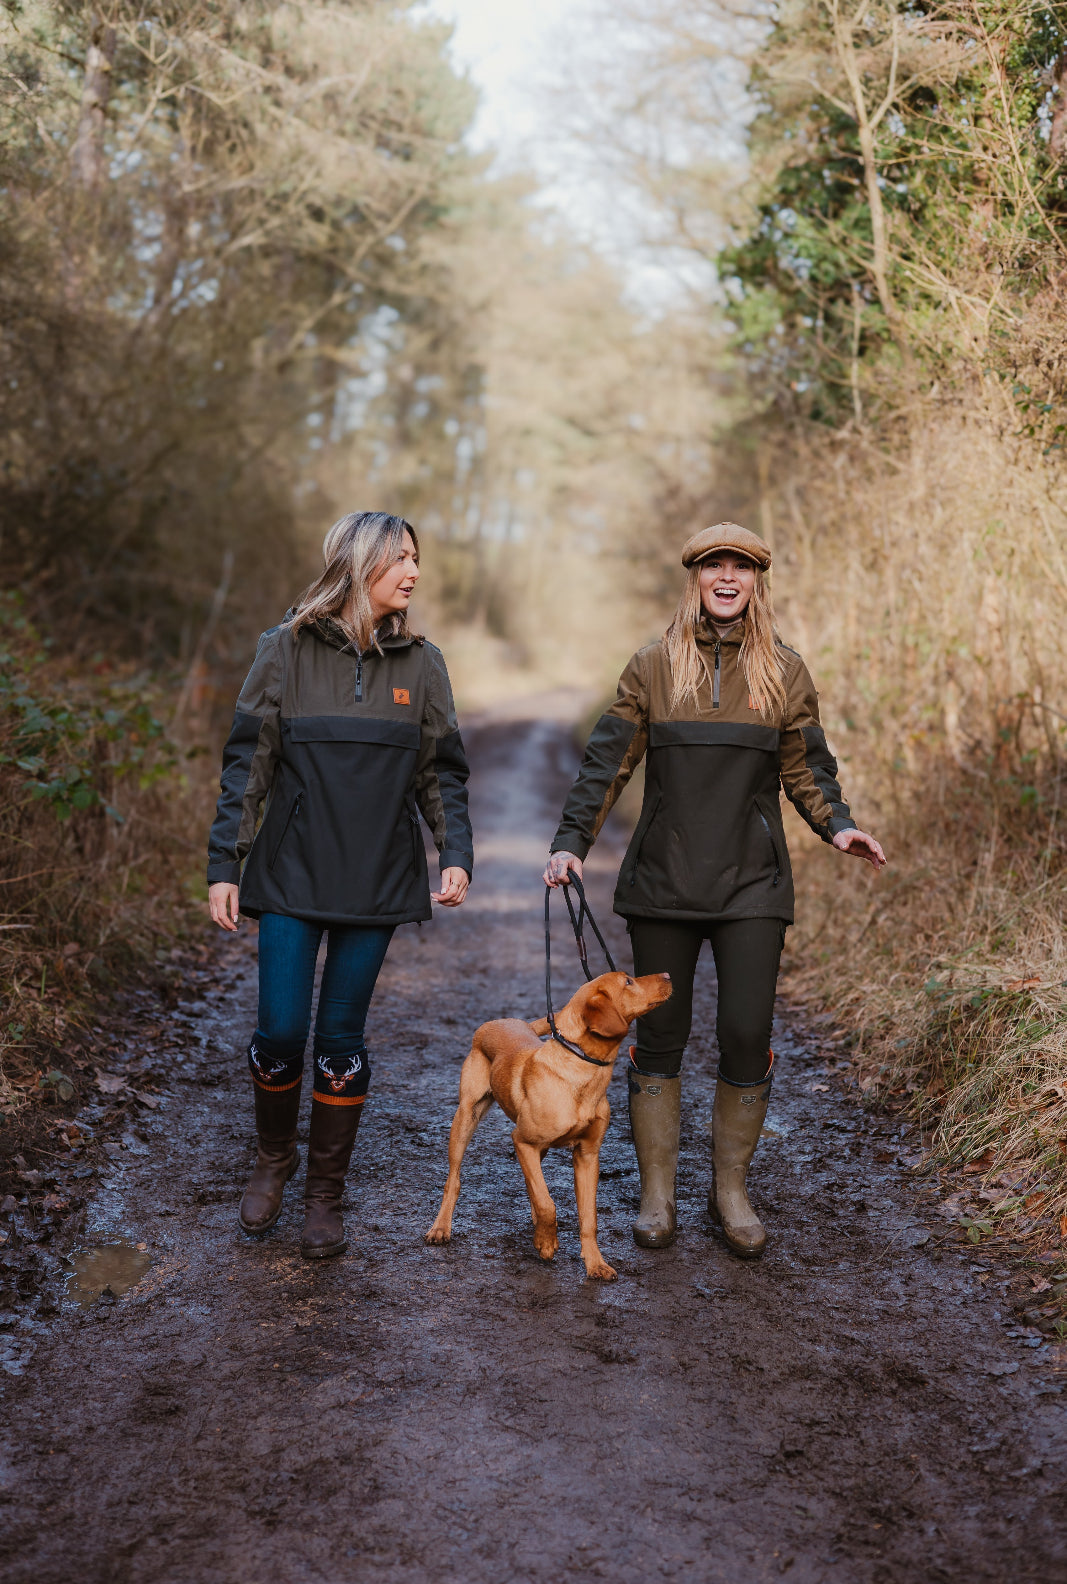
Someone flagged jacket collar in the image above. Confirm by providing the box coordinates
[286,610,420,654]
[696,615,745,649]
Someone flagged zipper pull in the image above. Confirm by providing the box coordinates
[713,639,721,711]
[355,652,363,703]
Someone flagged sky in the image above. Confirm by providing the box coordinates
[419,0,576,159]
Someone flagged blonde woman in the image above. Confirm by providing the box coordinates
[208,512,472,1259]
[544,524,884,1258]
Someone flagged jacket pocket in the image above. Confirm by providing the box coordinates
[754,798,782,887]
[268,791,302,871]
[628,793,662,886]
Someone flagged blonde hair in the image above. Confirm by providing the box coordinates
[665,556,787,719]
[287,511,419,651]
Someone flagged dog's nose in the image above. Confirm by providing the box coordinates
[659,972,671,981]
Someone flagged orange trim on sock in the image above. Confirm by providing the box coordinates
[311,1092,366,1107]
[252,1076,302,1093]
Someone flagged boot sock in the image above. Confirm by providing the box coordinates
[708,1057,773,1258]
[628,1054,681,1249]
[239,1073,302,1234]
[300,1098,364,1259]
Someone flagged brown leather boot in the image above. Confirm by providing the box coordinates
[708,1062,773,1258]
[300,1098,364,1259]
[239,1079,302,1234]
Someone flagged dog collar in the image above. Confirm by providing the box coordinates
[546,1013,614,1067]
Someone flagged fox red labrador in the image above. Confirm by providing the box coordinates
[425,970,671,1279]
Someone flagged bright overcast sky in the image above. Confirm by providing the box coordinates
[419,0,576,157]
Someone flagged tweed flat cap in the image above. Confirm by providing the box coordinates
[681,522,772,570]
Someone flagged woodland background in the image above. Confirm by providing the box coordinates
[2,1,1066,1281]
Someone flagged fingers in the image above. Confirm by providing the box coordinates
[542,853,583,888]
[432,868,470,907]
[208,885,240,931]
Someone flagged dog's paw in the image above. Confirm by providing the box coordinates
[585,1258,618,1281]
[533,1230,559,1261]
[424,1225,451,1245]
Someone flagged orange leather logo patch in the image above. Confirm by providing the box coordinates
[393,688,410,706]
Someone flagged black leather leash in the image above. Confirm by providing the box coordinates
[544,873,617,1067]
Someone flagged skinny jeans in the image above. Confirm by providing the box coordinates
[247,913,394,1103]
[628,916,785,1084]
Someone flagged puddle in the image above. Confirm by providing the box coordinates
[64,1241,152,1308]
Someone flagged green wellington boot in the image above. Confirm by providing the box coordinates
[628,1066,681,1249]
[239,1079,302,1234]
[708,1068,772,1258]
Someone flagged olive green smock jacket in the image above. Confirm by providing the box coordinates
[550,624,856,924]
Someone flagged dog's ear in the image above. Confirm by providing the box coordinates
[583,989,630,1039]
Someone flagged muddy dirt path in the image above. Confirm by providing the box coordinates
[1,700,1065,1584]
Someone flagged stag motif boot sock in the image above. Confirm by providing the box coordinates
[239,1049,303,1234]
[708,1058,773,1258]
[300,1097,364,1259]
[628,1058,681,1249]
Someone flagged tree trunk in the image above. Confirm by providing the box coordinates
[1050,48,1067,164]
[71,18,118,189]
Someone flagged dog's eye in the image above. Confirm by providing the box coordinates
[625,976,634,986]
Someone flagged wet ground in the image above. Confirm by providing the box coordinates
[0,696,1065,1583]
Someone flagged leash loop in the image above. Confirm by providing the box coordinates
[544,873,617,1067]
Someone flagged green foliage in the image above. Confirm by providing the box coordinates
[0,594,176,822]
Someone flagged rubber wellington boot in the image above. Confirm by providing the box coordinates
[239,1080,302,1234]
[708,1066,772,1258]
[300,1098,364,1259]
[628,1064,681,1249]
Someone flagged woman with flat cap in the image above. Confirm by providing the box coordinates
[544,524,885,1258]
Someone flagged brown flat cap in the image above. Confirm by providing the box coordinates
[681,522,772,570]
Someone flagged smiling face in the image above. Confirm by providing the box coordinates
[368,529,420,620]
[698,552,757,624]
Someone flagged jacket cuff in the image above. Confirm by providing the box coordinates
[550,831,592,862]
[826,816,857,842]
[439,848,473,879]
[207,860,242,886]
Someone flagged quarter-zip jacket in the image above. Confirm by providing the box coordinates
[550,623,856,924]
[207,619,473,926]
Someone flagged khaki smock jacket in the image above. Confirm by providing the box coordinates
[550,623,856,924]
[207,619,473,926]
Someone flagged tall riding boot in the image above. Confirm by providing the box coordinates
[239,1079,302,1234]
[628,1064,681,1249]
[708,1062,773,1258]
[300,1098,364,1259]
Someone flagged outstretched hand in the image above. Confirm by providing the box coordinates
[543,851,584,888]
[432,867,469,907]
[832,829,887,871]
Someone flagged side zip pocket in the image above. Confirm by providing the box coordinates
[409,809,422,874]
[628,794,662,886]
[268,791,302,870]
[755,801,782,887]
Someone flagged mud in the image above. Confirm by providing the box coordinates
[0,696,1064,1583]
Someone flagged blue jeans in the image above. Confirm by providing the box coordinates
[247,914,394,1103]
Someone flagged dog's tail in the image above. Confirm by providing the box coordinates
[528,1016,550,1037]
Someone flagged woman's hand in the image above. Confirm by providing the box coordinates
[432,867,469,908]
[543,851,584,888]
[209,882,240,931]
[832,829,887,871]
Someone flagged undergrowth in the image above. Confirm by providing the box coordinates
[785,757,1067,1312]
[0,594,204,1143]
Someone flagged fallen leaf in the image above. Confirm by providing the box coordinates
[1005,977,1041,991]
[1032,1277,1052,1293]
[0,1195,17,1215]
[810,1083,830,1093]
[1061,1213,1067,1241]
[17,1169,43,1188]
[963,1152,996,1174]
[133,1091,159,1110]
[94,1071,127,1095]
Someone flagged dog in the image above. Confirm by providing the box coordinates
[425,970,672,1280]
